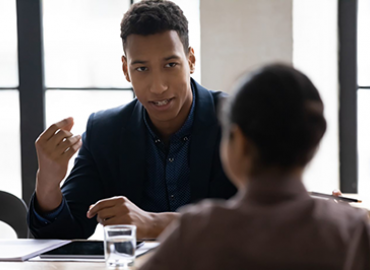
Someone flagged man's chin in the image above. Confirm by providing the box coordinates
[150,113,178,123]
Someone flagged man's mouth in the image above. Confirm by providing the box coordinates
[150,98,173,107]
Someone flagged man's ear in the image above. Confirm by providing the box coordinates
[121,55,131,82]
[187,47,196,74]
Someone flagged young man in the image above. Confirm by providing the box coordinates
[27,0,236,239]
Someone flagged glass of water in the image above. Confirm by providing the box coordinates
[104,225,137,269]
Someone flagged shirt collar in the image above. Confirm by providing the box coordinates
[143,84,196,142]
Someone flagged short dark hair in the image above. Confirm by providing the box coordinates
[222,64,327,169]
[120,0,189,53]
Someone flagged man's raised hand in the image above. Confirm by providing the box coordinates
[35,117,82,212]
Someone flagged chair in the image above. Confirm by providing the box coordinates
[0,191,29,238]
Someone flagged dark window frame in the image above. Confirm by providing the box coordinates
[338,0,359,193]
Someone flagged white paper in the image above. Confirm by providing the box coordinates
[0,239,71,261]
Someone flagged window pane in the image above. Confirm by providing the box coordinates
[0,91,22,199]
[0,0,18,87]
[172,0,201,83]
[43,0,131,88]
[357,90,370,196]
[46,90,134,180]
[358,0,370,86]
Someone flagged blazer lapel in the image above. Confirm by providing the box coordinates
[189,80,221,202]
[119,100,146,206]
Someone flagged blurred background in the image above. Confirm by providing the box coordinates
[0,0,369,237]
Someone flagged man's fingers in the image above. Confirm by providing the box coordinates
[87,198,122,218]
[56,135,81,154]
[97,208,119,220]
[62,139,82,160]
[48,129,73,146]
[64,119,74,132]
[101,217,129,226]
[38,117,74,142]
[332,189,343,197]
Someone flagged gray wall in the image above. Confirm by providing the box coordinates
[200,0,293,92]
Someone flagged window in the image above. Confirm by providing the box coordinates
[0,0,18,87]
[43,0,134,180]
[46,90,134,179]
[0,0,21,199]
[43,0,131,88]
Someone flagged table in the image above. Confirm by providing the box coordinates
[0,252,152,269]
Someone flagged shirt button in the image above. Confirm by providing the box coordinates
[168,158,174,162]
[154,139,161,143]
[170,195,175,199]
[183,137,188,142]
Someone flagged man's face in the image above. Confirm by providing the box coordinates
[122,30,195,124]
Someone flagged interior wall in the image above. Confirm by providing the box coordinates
[200,0,293,92]
[200,0,339,193]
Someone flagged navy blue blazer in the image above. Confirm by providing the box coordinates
[28,79,237,239]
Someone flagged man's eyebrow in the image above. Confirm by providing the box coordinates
[164,55,181,61]
[131,60,147,65]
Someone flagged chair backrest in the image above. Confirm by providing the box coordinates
[0,191,28,238]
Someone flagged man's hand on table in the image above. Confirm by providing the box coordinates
[87,196,179,240]
[86,196,154,239]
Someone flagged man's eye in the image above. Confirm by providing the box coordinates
[165,63,177,68]
[136,67,148,72]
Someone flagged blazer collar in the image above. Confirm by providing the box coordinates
[189,78,222,202]
[119,100,146,206]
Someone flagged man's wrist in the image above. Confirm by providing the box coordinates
[147,212,180,239]
[144,212,158,239]
[35,181,63,213]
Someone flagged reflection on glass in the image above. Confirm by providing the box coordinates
[0,0,18,87]
[357,90,370,196]
[46,90,134,181]
[43,0,131,88]
[0,91,22,198]
[358,0,370,86]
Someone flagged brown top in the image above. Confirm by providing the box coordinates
[140,177,370,270]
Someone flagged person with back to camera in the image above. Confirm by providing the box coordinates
[140,64,370,270]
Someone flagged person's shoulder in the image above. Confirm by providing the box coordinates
[178,199,231,230]
[312,199,369,231]
[86,99,139,131]
[91,99,138,122]
[192,78,228,106]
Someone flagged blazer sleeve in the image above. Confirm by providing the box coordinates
[28,113,104,239]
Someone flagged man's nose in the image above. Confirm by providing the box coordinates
[149,73,168,95]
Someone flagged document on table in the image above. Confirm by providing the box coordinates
[0,239,71,261]
[29,241,160,262]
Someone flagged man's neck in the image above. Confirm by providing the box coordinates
[150,91,193,142]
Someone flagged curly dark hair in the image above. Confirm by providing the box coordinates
[120,0,189,53]
[222,64,327,169]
